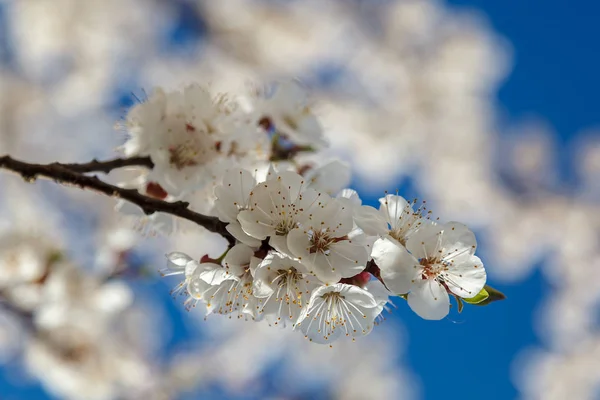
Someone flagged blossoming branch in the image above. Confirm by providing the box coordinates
[0,81,504,346]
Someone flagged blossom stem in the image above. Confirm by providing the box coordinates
[0,155,235,246]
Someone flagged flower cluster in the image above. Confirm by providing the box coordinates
[121,81,490,344]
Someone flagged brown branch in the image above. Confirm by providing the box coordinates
[56,156,154,174]
[0,155,235,246]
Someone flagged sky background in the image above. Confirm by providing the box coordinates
[415,1,597,398]
[1,1,599,399]
[401,1,599,398]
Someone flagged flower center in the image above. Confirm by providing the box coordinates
[168,142,202,170]
[419,258,447,280]
[321,291,345,321]
[167,123,220,170]
[389,226,408,246]
[309,230,334,254]
[275,218,296,236]
[276,268,301,288]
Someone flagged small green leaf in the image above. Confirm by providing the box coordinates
[463,288,489,304]
[398,293,408,300]
[474,284,506,306]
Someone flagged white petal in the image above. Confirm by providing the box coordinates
[308,199,353,236]
[337,284,379,308]
[270,234,293,257]
[308,255,342,284]
[439,221,477,259]
[248,180,287,222]
[272,170,306,203]
[222,244,254,276]
[405,223,444,260]
[214,168,256,223]
[371,238,418,294]
[365,279,391,307]
[286,228,311,260]
[166,252,192,268]
[161,252,193,276]
[226,223,262,247]
[407,279,450,320]
[296,303,343,344]
[446,255,487,299]
[198,265,233,286]
[354,205,389,236]
[305,160,351,195]
[238,209,274,240]
[252,260,276,298]
[327,241,368,278]
[379,195,410,226]
[294,189,328,223]
[336,188,362,207]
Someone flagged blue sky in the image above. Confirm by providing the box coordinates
[403,0,600,398]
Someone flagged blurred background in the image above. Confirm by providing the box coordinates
[0,0,599,399]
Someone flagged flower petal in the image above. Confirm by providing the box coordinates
[222,244,254,276]
[214,168,256,223]
[371,237,419,295]
[405,223,444,260]
[269,234,293,257]
[238,209,275,240]
[379,195,410,226]
[327,241,368,278]
[446,255,487,298]
[354,205,388,236]
[439,221,477,259]
[407,279,450,320]
[226,223,262,247]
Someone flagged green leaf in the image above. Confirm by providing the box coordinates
[474,284,506,306]
[398,293,408,300]
[463,288,489,304]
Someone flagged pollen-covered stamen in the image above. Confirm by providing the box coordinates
[267,268,307,321]
[274,218,297,236]
[418,257,466,294]
[387,201,427,246]
[167,122,220,170]
[308,229,336,254]
[274,268,302,289]
[306,291,349,340]
[222,268,254,317]
[168,142,201,170]
[419,257,447,280]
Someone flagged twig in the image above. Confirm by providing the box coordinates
[0,292,35,330]
[0,155,235,245]
[56,156,154,174]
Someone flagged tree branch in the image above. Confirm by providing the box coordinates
[0,155,234,245]
[56,156,154,174]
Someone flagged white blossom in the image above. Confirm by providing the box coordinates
[303,159,352,196]
[295,283,381,344]
[372,222,486,320]
[123,84,252,196]
[287,197,368,284]
[237,171,325,254]
[254,81,327,148]
[214,168,261,247]
[355,194,432,246]
[186,244,260,319]
[252,252,320,327]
